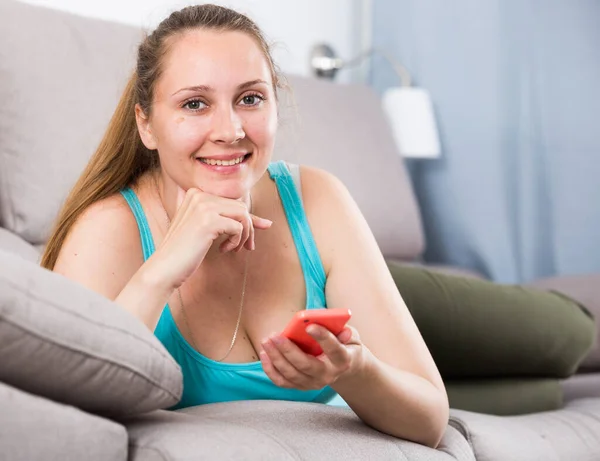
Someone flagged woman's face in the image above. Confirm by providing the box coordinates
[138,29,278,199]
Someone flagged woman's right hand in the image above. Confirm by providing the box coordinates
[149,186,272,290]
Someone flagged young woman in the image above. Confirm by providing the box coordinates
[41,4,449,447]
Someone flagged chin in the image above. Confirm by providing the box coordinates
[200,183,249,200]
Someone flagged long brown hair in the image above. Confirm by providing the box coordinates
[40,4,283,270]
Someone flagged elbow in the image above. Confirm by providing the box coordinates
[422,389,450,449]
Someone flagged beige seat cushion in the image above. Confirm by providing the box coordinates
[0,249,182,417]
[0,381,127,461]
[125,400,475,461]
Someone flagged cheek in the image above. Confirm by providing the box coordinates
[245,112,277,148]
[159,116,209,152]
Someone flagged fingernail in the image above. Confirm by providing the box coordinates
[307,325,323,339]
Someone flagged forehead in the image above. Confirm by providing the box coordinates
[159,29,272,92]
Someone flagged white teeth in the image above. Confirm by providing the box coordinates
[199,155,246,166]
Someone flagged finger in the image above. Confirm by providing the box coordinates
[244,215,255,251]
[250,217,255,250]
[251,214,273,230]
[269,335,324,378]
[261,338,313,388]
[235,211,251,253]
[338,325,361,345]
[307,325,350,369]
[259,350,296,388]
[218,218,243,253]
[337,327,353,344]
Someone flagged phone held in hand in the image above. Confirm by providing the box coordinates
[281,308,352,356]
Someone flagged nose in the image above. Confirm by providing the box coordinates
[209,105,245,144]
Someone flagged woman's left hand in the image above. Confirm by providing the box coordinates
[259,325,367,390]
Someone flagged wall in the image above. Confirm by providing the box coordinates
[20,0,370,83]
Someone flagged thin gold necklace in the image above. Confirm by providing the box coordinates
[154,176,250,363]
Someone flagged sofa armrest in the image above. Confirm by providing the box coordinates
[125,400,475,461]
[449,398,600,461]
[0,227,39,262]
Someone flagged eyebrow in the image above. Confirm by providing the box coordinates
[171,79,268,97]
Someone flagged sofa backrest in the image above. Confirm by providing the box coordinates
[274,76,425,259]
[0,0,425,261]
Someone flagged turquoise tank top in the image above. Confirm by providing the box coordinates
[120,161,343,409]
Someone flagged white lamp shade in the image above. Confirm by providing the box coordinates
[382,87,441,159]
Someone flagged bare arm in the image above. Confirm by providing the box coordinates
[53,195,173,331]
[303,167,449,447]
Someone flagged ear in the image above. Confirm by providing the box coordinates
[135,104,158,150]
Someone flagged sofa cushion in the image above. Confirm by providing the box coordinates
[0,249,182,417]
[386,261,596,379]
[526,274,600,371]
[449,398,600,461]
[124,400,475,461]
[0,0,141,244]
[0,381,127,461]
[0,227,39,263]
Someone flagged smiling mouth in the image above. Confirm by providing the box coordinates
[196,153,251,166]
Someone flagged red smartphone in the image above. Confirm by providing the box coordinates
[281,308,352,356]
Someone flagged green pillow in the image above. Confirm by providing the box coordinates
[445,378,562,415]
[386,261,596,379]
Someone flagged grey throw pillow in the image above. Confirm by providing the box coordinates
[0,250,182,418]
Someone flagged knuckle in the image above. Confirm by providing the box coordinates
[296,362,312,374]
[274,377,289,388]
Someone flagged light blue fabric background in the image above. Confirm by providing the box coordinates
[370,0,600,283]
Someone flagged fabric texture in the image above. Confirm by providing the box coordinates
[119,161,338,409]
[124,400,475,461]
[275,75,425,261]
[561,372,600,402]
[0,0,140,243]
[371,0,600,283]
[449,398,600,461]
[0,227,39,263]
[386,261,596,379]
[445,378,562,416]
[0,381,127,461]
[526,274,600,371]
[0,249,183,418]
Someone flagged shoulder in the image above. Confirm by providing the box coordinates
[298,165,356,219]
[53,192,144,299]
[298,165,350,204]
[75,193,141,247]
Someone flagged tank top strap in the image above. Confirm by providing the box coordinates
[267,161,327,308]
[120,187,156,261]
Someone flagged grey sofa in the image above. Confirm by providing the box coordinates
[1,1,600,460]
